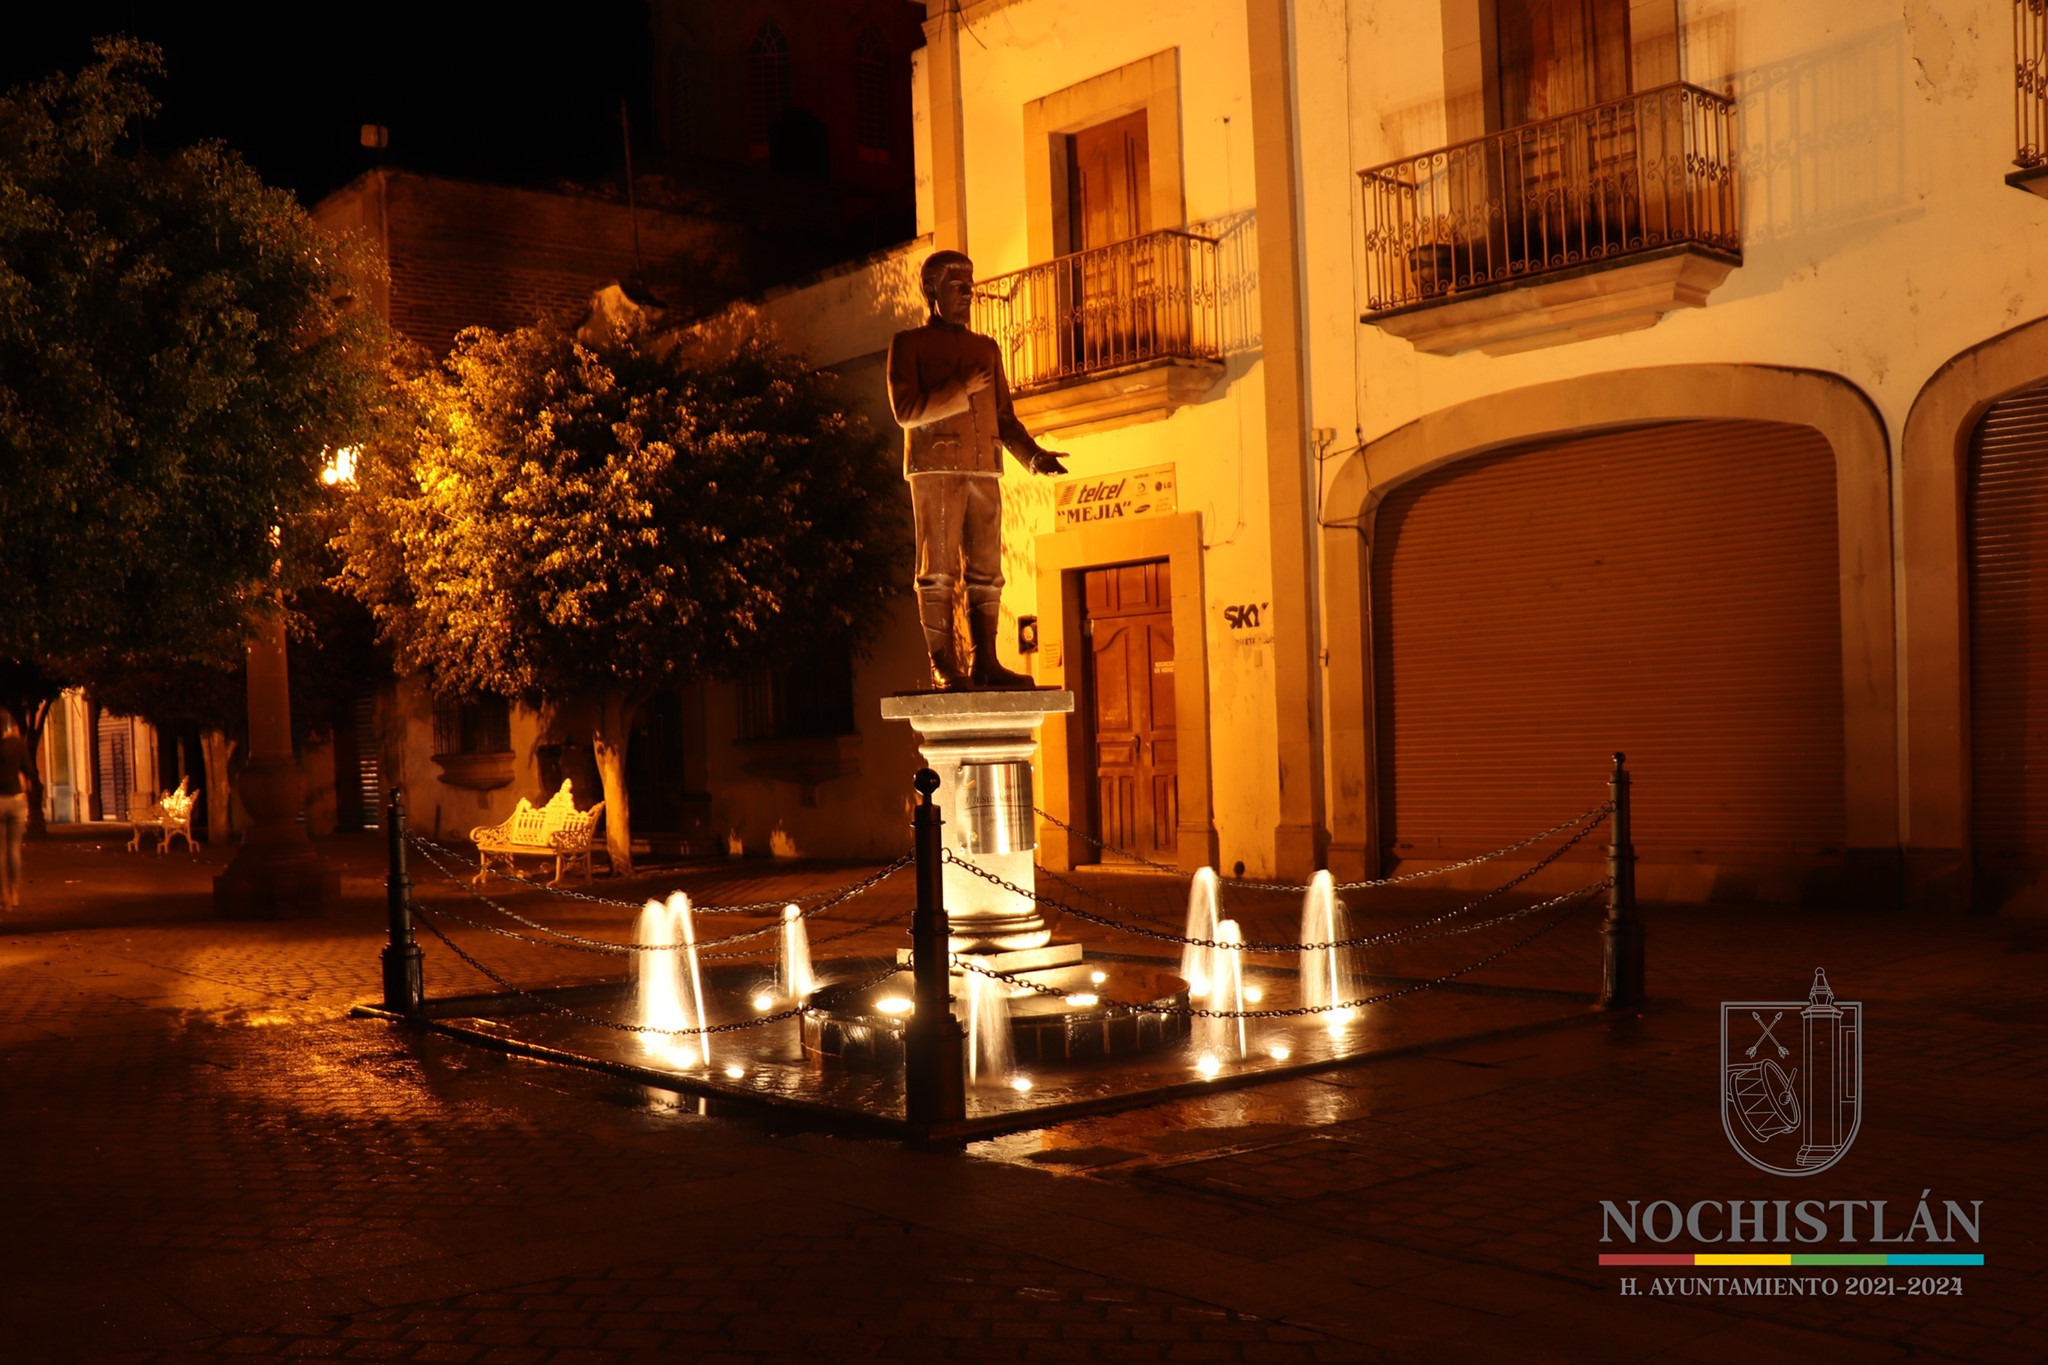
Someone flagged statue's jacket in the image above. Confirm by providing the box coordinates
[887,318,1044,476]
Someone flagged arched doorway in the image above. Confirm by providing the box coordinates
[1371,418,1847,892]
[1967,376,2048,908]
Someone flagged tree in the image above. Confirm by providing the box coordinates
[336,302,904,874]
[0,37,387,665]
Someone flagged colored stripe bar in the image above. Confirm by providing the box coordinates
[1599,1253,1984,1267]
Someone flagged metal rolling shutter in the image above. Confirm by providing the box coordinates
[1372,419,1844,864]
[1969,377,2048,868]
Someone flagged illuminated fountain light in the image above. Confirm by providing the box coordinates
[1089,970,1107,985]
[1010,1075,1034,1093]
[874,995,914,1016]
[1195,1053,1222,1078]
[779,904,816,1000]
[1301,871,1362,1034]
[1196,919,1248,1061]
[1181,867,1222,998]
[963,964,1015,1086]
[635,893,710,1067]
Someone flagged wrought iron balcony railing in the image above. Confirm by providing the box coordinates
[1358,82,1739,315]
[2021,0,2048,169]
[974,228,1225,393]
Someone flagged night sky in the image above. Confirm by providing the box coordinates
[3,4,657,207]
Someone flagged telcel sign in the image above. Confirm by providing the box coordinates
[1054,464,1177,530]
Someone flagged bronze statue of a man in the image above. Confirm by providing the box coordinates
[888,250,1066,690]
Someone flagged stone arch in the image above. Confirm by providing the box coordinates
[1321,365,1894,887]
[1898,315,2048,911]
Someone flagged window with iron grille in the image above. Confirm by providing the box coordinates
[739,649,855,740]
[750,21,792,149]
[854,25,889,155]
[432,695,512,755]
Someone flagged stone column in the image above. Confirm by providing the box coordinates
[880,690,1074,957]
[214,602,338,918]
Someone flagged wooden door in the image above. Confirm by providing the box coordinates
[1065,111,1151,371]
[1082,561,1177,862]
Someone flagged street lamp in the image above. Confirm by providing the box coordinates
[212,451,347,919]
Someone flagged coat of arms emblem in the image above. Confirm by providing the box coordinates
[1720,969,1861,1176]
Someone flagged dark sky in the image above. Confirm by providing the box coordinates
[3,4,657,206]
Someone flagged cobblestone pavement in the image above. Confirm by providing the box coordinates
[1,830,2042,1362]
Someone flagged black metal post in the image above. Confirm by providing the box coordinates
[382,788,425,1017]
[906,768,964,1129]
[1600,752,1644,1008]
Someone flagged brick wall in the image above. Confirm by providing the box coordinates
[316,171,744,355]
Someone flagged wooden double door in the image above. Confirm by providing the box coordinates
[1082,561,1177,862]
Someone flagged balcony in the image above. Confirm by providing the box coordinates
[2016,0,2048,196]
[974,228,1229,437]
[1358,82,1741,356]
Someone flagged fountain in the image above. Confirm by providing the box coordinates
[635,893,709,1067]
[1181,867,1221,999]
[1196,919,1248,1062]
[962,966,1015,1085]
[808,695,1193,1073]
[1300,871,1361,1032]
[779,904,815,1000]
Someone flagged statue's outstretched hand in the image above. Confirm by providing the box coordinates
[1032,451,1068,476]
[963,366,995,396]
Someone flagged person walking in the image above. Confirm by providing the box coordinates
[0,708,30,910]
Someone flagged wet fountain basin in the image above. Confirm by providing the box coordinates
[802,962,1190,1072]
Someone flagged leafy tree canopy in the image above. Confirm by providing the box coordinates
[0,36,387,663]
[336,304,904,872]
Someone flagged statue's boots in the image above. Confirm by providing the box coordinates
[969,603,1036,689]
[920,590,971,691]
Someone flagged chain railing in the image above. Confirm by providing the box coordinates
[946,811,1607,955]
[410,904,901,1039]
[1358,81,1739,314]
[403,834,909,960]
[1036,800,1610,892]
[405,827,905,916]
[949,880,1608,1021]
[374,755,1645,1138]
[973,227,1226,392]
[374,786,910,1032]
[2021,0,2048,169]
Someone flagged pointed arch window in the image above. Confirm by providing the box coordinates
[750,20,792,150]
[854,24,890,158]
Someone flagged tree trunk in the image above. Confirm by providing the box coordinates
[203,730,238,846]
[591,690,644,878]
[22,698,52,836]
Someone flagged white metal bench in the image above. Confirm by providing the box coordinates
[127,779,200,855]
[470,780,605,885]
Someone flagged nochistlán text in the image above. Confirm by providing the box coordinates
[1600,1196,1982,1245]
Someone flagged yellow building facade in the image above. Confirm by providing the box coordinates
[711,0,2048,913]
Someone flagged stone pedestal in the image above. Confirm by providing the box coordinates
[879,689,1073,953]
[214,605,337,919]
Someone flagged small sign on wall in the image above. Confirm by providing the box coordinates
[1054,463,1177,530]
